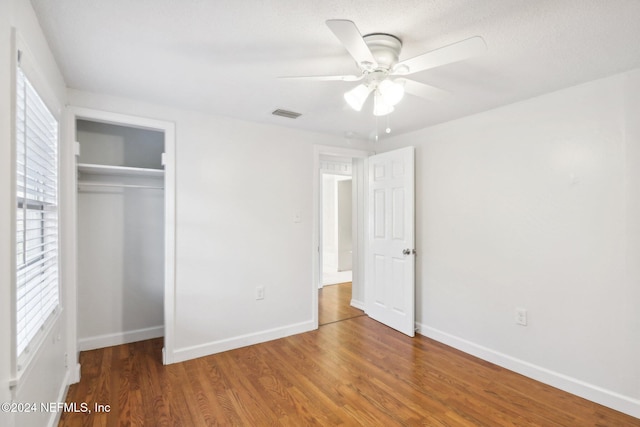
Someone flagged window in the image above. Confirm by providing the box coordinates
[15,63,60,361]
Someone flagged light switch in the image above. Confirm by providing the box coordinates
[293,212,301,223]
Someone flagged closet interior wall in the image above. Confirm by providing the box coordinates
[76,119,165,351]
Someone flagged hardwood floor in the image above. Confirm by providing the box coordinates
[318,282,365,325]
[59,315,640,426]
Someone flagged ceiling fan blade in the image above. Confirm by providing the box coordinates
[279,74,362,82]
[402,79,450,101]
[394,36,487,75]
[326,19,377,68]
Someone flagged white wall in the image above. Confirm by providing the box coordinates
[322,174,353,273]
[67,89,368,362]
[337,179,352,271]
[321,174,353,274]
[322,174,339,272]
[0,1,71,427]
[0,3,15,426]
[376,69,640,417]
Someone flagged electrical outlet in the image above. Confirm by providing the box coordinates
[515,307,527,326]
[256,286,265,300]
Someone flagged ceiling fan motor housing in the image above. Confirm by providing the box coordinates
[363,33,402,71]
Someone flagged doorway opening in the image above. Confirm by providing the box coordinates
[313,146,371,327]
[319,160,358,325]
[313,145,416,335]
[321,164,353,286]
[67,107,176,370]
[75,119,165,351]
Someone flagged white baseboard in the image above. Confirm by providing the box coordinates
[350,298,365,311]
[78,326,164,351]
[170,320,315,364]
[70,362,81,384]
[418,323,640,419]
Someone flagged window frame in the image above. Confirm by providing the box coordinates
[11,32,63,384]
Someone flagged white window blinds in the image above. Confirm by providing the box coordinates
[15,64,60,359]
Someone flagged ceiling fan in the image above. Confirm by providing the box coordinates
[281,20,487,116]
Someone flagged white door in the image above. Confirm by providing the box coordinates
[366,146,415,336]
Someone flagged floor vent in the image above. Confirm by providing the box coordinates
[272,109,302,119]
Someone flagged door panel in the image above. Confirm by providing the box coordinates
[366,147,415,336]
[373,189,386,238]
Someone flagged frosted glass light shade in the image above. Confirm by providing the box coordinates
[373,91,394,116]
[344,84,373,111]
[378,79,405,106]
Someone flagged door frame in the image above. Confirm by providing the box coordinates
[65,107,176,373]
[312,145,372,328]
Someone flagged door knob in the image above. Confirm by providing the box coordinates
[402,248,411,255]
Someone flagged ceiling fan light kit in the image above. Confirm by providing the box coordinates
[344,83,374,111]
[281,19,487,119]
[378,79,405,106]
[373,90,395,116]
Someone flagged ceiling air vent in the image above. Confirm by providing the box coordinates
[272,109,302,119]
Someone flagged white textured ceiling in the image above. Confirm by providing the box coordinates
[31,0,640,140]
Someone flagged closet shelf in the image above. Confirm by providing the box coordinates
[77,163,164,178]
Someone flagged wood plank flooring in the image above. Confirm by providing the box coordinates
[59,292,640,426]
[318,282,365,326]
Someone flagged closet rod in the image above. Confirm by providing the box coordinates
[77,181,164,190]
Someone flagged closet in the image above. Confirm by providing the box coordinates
[76,119,165,351]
